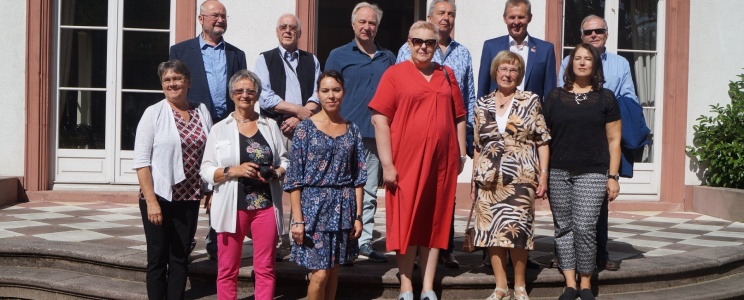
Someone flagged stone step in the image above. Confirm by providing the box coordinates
[1,240,743,299]
[0,266,146,300]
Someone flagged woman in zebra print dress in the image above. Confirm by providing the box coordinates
[471,50,551,300]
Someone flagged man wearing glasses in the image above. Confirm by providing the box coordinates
[169,0,247,260]
[558,15,647,272]
[255,14,321,143]
[394,0,475,269]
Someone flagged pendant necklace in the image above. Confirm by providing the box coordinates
[234,114,257,124]
[497,93,511,108]
[575,92,589,104]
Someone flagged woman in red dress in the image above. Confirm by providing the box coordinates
[369,21,467,300]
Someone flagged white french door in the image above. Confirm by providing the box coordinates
[53,0,175,185]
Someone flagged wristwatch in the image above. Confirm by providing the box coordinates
[459,156,467,164]
[355,215,363,222]
[223,167,231,179]
[607,173,619,181]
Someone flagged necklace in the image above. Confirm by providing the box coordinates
[496,92,512,108]
[575,92,589,104]
[234,114,258,123]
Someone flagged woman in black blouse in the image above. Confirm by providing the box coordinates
[543,43,621,300]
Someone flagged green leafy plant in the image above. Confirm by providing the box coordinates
[687,73,744,188]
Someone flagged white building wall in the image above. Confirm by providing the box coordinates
[212,0,298,71]
[0,1,27,177]
[686,0,744,185]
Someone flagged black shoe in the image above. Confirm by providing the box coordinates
[597,258,620,271]
[439,252,459,269]
[579,288,595,300]
[526,256,542,269]
[558,287,578,300]
[359,243,388,262]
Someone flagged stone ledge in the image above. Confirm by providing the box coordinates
[688,185,744,222]
[0,176,25,205]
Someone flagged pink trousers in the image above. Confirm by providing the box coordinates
[217,207,277,300]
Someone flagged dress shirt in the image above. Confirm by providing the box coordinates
[509,36,530,92]
[325,40,395,138]
[396,38,476,156]
[558,51,639,103]
[255,45,321,112]
[198,36,228,119]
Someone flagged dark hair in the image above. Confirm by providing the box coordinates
[157,60,191,82]
[316,70,345,90]
[562,43,604,91]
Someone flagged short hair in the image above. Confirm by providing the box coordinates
[228,69,262,96]
[428,0,456,18]
[199,0,222,14]
[408,20,439,40]
[277,13,302,33]
[503,0,532,17]
[351,2,383,25]
[489,50,525,87]
[316,70,345,91]
[158,60,191,83]
[562,43,605,91]
[580,14,608,31]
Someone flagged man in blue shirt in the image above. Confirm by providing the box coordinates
[395,0,474,269]
[558,15,639,271]
[255,14,321,141]
[325,2,395,263]
[169,0,247,260]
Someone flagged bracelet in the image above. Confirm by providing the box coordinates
[291,221,305,226]
[541,169,548,173]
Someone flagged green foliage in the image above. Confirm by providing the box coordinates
[687,73,744,188]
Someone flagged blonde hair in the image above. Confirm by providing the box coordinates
[490,50,525,87]
[408,20,439,40]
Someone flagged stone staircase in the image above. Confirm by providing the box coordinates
[1,239,743,299]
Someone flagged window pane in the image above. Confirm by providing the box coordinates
[61,0,107,26]
[122,31,170,90]
[563,0,605,48]
[124,0,170,29]
[120,92,163,151]
[59,29,108,88]
[58,90,106,149]
[618,0,658,51]
[618,51,656,163]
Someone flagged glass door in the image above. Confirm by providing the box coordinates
[53,0,173,185]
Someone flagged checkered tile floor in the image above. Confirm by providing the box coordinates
[1,201,743,263]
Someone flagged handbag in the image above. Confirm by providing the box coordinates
[462,195,478,253]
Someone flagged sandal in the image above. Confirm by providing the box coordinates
[513,286,529,300]
[486,287,511,300]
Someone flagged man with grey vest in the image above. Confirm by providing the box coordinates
[255,13,321,261]
[255,13,321,145]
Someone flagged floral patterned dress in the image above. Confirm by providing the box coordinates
[283,119,367,269]
[472,91,550,249]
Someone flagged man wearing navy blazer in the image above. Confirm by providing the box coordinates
[169,0,247,123]
[477,0,556,100]
[168,0,246,261]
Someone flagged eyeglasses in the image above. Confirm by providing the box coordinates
[162,76,186,84]
[201,13,228,21]
[497,67,519,75]
[277,24,299,32]
[410,38,437,48]
[582,28,607,36]
[233,89,257,96]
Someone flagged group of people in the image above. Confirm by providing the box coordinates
[132,0,642,299]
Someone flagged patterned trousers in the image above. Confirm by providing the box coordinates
[549,169,606,274]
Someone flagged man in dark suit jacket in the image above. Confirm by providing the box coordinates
[168,0,246,260]
[169,0,246,123]
[477,0,556,100]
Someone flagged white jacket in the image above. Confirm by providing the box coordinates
[200,113,289,235]
[132,99,213,201]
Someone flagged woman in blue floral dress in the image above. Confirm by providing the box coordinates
[284,70,366,299]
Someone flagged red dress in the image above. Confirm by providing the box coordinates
[369,61,466,254]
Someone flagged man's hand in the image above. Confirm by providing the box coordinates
[295,106,313,120]
[281,117,300,137]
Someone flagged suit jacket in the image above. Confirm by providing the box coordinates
[477,35,556,100]
[169,37,247,122]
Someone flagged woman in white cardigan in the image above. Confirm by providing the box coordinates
[200,70,289,300]
[132,60,213,299]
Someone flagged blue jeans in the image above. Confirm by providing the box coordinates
[359,138,381,247]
